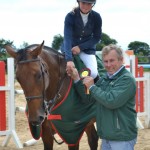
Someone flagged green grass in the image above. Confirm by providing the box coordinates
[144,68,150,72]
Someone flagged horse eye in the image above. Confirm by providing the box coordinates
[36,72,42,80]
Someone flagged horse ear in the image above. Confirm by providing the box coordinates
[4,45,17,58]
[31,41,44,57]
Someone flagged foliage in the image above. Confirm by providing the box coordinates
[0,39,14,60]
[128,41,150,56]
[144,68,150,72]
[96,33,117,51]
[137,56,150,64]
[128,41,150,64]
[51,34,63,51]
[19,41,29,49]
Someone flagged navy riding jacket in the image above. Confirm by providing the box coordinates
[61,7,102,61]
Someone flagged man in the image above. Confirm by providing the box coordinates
[67,44,137,150]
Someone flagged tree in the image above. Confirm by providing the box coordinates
[128,41,150,64]
[19,41,29,49]
[51,34,63,51]
[96,33,117,51]
[128,41,150,56]
[0,38,14,60]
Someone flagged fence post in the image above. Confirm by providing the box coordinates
[0,58,23,148]
[0,61,6,131]
[139,66,144,112]
[129,55,145,129]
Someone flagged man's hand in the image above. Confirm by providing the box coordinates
[72,46,80,55]
[83,76,94,89]
[66,61,79,78]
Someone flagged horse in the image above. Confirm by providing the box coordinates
[5,41,99,150]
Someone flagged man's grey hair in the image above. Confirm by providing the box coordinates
[102,44,123,60]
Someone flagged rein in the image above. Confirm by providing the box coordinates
[45,54,66,145]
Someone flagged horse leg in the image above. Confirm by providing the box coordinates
[68,144,79,150]
[85,124,99,150]
[41,120,54,150]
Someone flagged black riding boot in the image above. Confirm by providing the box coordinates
[94,75,100,83]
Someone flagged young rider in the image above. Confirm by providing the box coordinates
[61,0,102,82]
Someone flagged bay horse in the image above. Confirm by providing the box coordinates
[5,41,98,150]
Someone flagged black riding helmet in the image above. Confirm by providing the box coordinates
[77,0,96,4]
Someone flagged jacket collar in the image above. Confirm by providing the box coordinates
[104,66,126,80]
[76,7,93,17]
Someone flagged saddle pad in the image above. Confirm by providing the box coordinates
[47,55,102,145]
[48,79,96,146]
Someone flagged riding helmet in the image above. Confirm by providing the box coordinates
[77,0,96,4]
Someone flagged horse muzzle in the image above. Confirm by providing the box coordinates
[29,115,45,126]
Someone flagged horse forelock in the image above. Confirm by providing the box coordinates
[17,48,28,62]
[16,45,40,62]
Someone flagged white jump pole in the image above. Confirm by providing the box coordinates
[144,74,150,128]
[0,58,23,148]
[15,106,25,112]
[15,90,25,112]
[23,138,41,147]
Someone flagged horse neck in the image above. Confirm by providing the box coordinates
[41,51,67,100]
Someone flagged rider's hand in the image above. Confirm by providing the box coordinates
[70,67,80,81]
[66,61,75,76]
[72,46,80,55]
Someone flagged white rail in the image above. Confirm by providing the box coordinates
[0,58,23,148]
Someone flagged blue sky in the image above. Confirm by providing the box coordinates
[0,0,150,50]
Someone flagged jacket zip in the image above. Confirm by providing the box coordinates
[117,117,120,129]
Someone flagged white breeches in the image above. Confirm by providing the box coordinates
[79,52,98,79]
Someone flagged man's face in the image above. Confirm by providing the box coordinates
[103,50,123,75]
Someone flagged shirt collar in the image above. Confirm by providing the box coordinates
[107,65,124,79]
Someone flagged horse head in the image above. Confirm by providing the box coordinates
[5,41,49,126]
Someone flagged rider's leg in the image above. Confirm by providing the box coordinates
[79,52,99,79]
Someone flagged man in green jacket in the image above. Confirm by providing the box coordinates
[67,44,138,150]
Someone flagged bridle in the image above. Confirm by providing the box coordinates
[16,54,66,108]
[17,58,46,102]
[16,55,65,144]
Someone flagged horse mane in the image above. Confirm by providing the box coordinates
[17,44,64,62]
[25,44,63,56]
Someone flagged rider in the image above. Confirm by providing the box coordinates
[61,0,102,82]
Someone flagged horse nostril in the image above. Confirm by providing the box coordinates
[30,115,44,126]
[31,121,40,126]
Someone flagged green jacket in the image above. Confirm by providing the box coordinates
[74,66,137,141]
